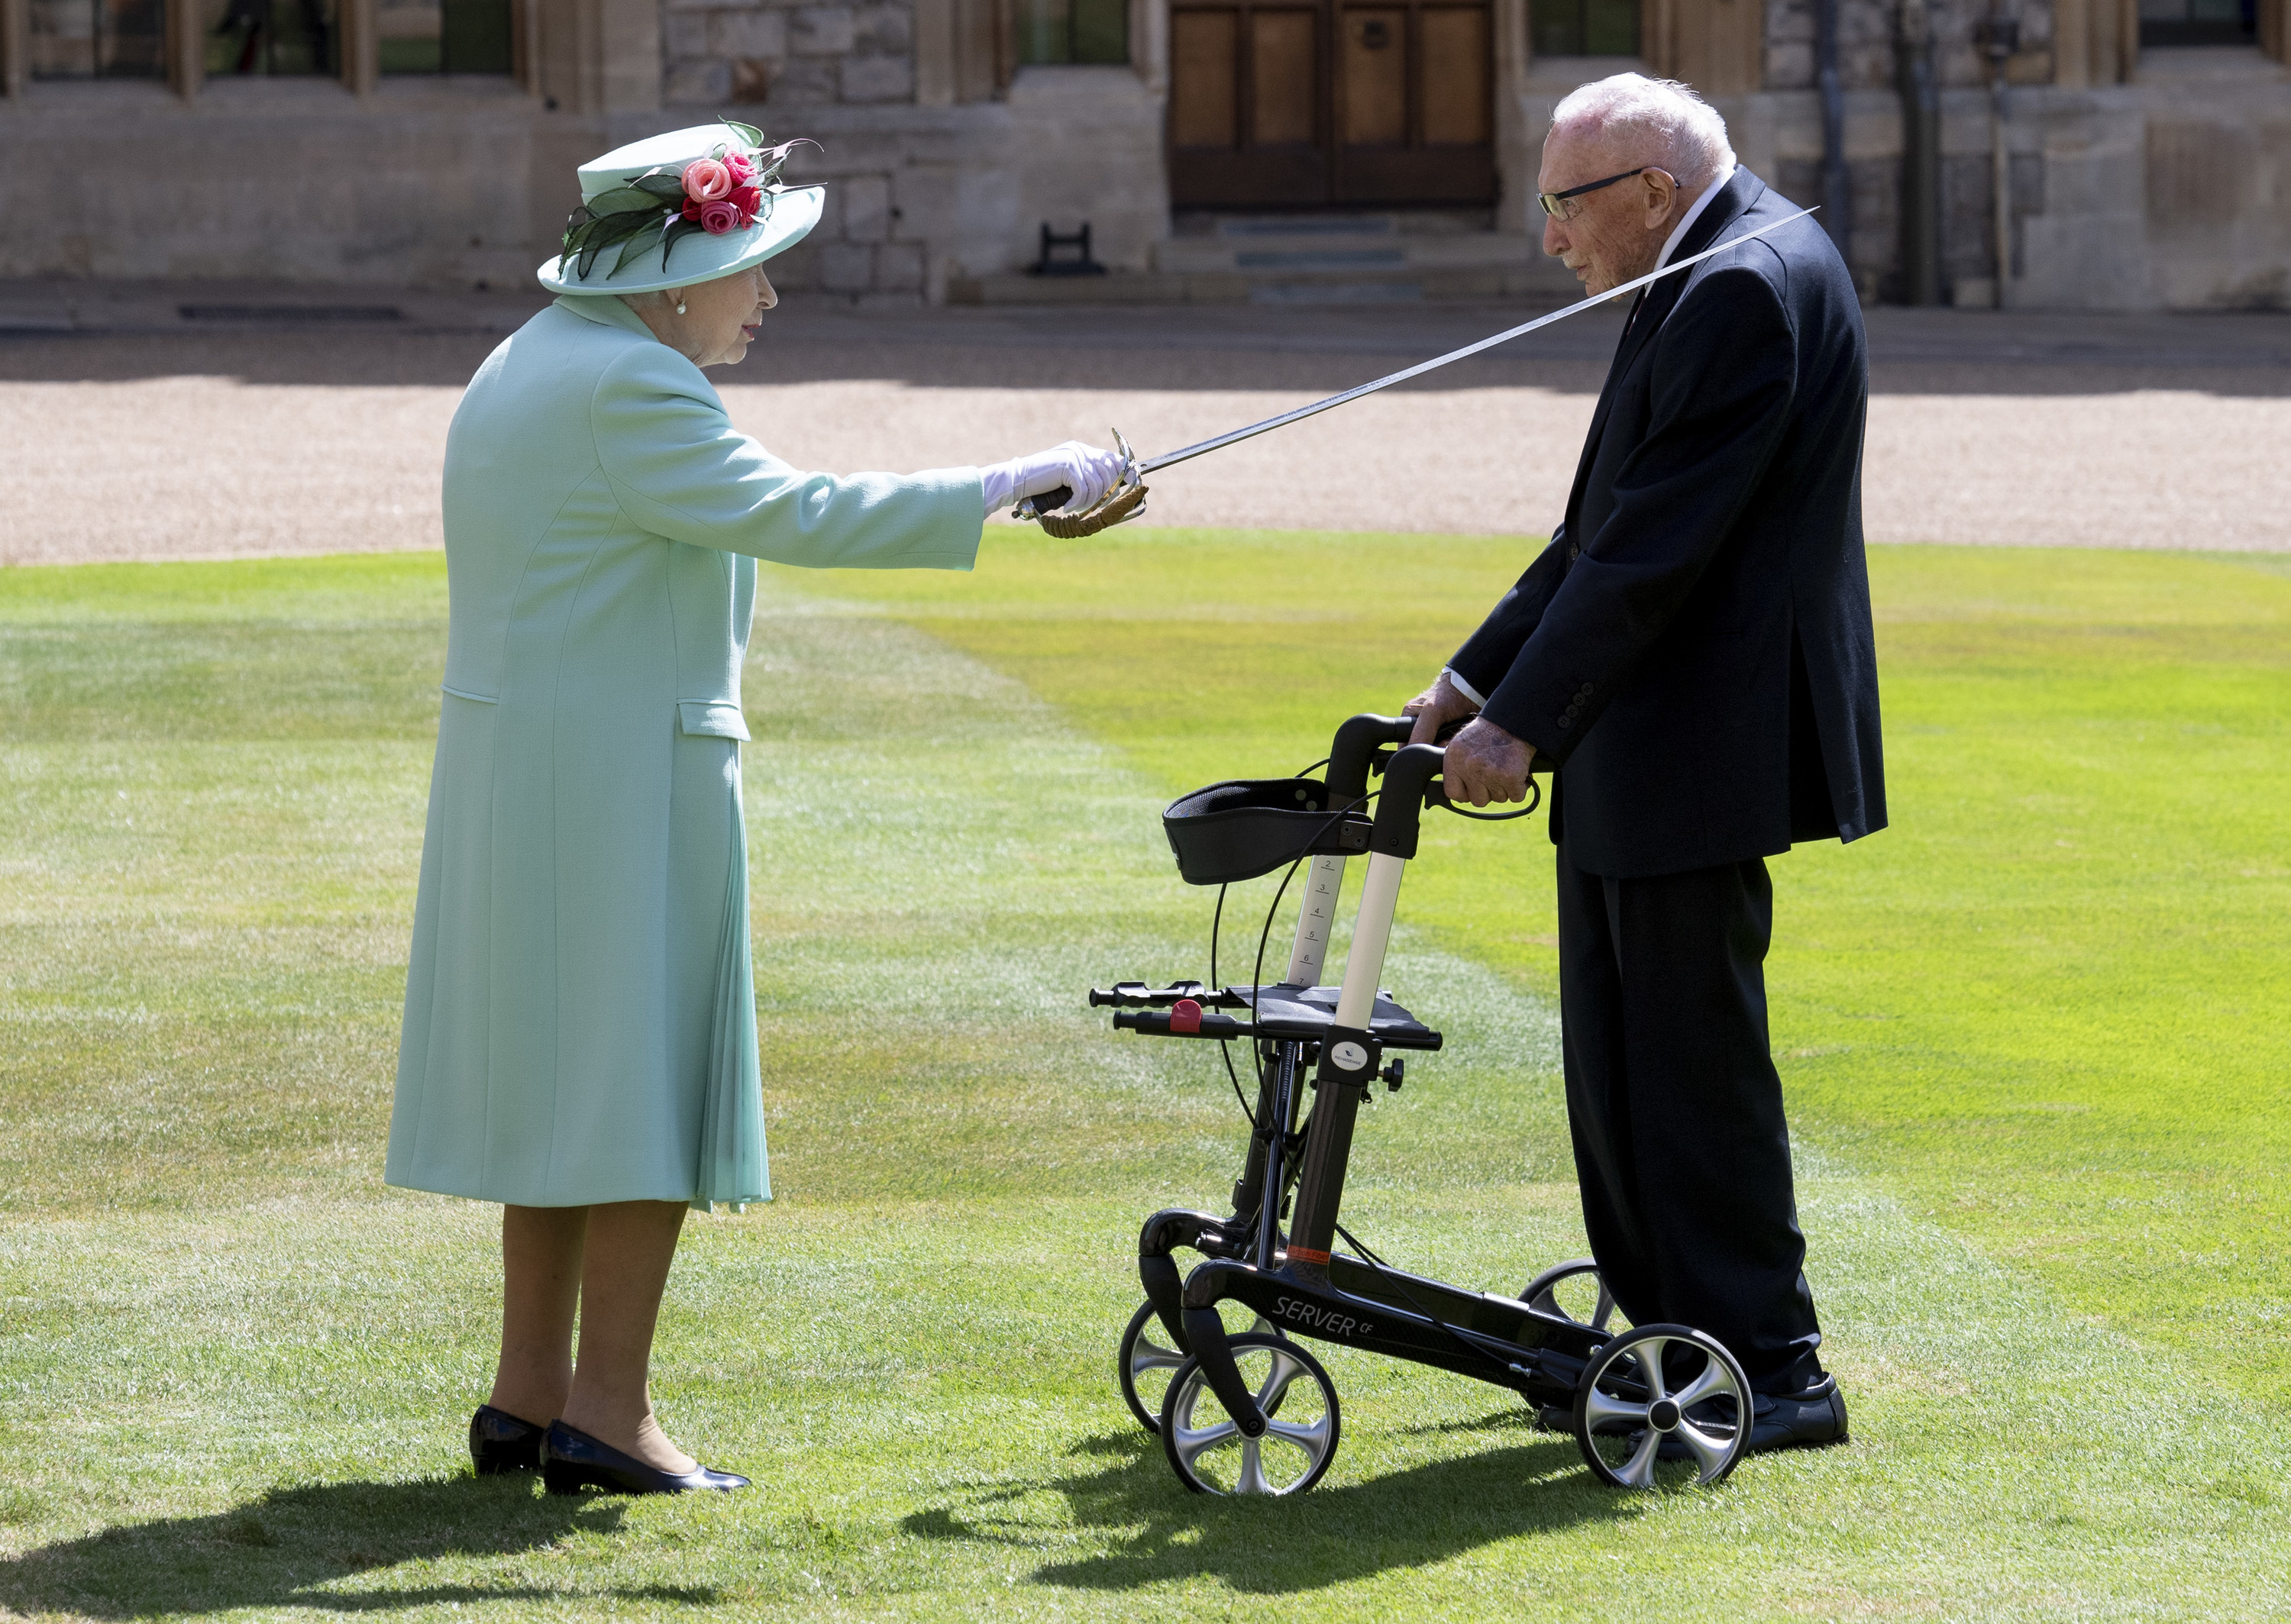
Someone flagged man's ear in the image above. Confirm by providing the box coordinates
[1643,172,1678,229]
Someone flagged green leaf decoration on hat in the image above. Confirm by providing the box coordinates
[612,218,670,276]
[659,215,704,270]
[585,185,667,218]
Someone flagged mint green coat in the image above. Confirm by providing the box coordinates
[386,295,982,1210]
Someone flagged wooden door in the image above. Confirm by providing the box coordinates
[1167,0,1493,210]
[1167,0,1330,207]
[1333,1,1494,204]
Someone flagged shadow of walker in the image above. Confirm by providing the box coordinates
[906,1417,1651,1594]
[0,1475,719,1617]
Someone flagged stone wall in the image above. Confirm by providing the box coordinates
[658,63,1169,303]
[660,0,918,108]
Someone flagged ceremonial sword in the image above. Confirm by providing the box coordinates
[1014,205,1818,535]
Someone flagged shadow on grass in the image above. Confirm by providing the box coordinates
[910,1419,1649,1595]
[0,1476,717,1617]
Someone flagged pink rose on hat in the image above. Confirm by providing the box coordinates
[699,199,742,235]
[683,157,734,203]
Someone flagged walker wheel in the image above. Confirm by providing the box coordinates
[1162,1333,1340,1496]
[1572,1323,1750,1490]
[1520,1258,1627,1334]
[1117,1301,1187,1434]
[1118,1300,1284,1435]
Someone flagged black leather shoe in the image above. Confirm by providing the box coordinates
[541,1420,749,1496]
[469,1405,546,1474]
[1745,1376,1850,1454]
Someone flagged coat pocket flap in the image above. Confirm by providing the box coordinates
[677,701,751,741]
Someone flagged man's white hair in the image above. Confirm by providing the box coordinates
[1550,73,1737,194]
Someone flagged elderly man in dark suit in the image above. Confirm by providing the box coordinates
[1406,73,1883,1454]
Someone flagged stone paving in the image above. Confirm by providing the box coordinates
[2,284,2286,566]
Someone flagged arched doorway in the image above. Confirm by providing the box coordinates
[1165,0,1498,208]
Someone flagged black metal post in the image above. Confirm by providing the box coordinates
[1896,0,1944,305]
[1817,0,1853,265]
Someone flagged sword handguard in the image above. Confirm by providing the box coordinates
[1014,427,1147,538]
[1035,480,1148,538]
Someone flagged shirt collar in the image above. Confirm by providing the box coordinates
[1657,165,1738,270]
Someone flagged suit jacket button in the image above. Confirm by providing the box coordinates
[1568,544,1580,560]
[1556,715,1572,729]
[1579,683,1594,695]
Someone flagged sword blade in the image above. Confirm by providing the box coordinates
[1133,206,1818,477]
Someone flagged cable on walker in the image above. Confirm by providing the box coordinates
[1087,713,1756,1496]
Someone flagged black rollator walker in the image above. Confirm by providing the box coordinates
[1088,714,1754,1496]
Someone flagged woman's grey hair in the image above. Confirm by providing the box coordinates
[1550,73,1737,193]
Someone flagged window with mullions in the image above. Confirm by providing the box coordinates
[204,0,341,73]
[28,0,166,78]
[1530,0,1638,56]
[2138,0,2255,46]
[379,0,512,73]
[1014,0,1129,64]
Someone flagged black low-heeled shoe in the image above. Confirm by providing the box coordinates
[469,1404,548,1474]
[541,1419,749,1496]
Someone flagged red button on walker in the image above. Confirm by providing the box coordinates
[1169,999,1203,1033]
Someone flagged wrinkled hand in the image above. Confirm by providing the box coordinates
[1404,670,1478,747]
[978,441,1126,518]
[1442,716,1536,808]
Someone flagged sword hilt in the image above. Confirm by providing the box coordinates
[1016,484,1073,521]
[1011,427,1142,527]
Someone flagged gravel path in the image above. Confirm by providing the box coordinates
[3,298,2286,566]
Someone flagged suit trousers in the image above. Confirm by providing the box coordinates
[1556,838,1825,1391]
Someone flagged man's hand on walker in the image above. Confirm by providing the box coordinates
[1442,717,1537,808]
[1404,670,1478,747]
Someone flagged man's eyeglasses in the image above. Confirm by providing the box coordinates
[1538,166,1669,221]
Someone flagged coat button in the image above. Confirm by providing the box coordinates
[1579,683,1594,695]
[1556,715,1572,729]
[1568,544,1580,560]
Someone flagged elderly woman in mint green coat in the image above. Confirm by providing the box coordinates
[386,124,1123,1496]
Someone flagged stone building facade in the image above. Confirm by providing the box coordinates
[1,0,2285,308]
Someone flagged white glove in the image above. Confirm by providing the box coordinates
[978,441,1126,518]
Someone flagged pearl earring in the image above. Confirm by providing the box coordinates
[675,297,687,315]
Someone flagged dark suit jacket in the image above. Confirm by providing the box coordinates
[1449,167,1885,880]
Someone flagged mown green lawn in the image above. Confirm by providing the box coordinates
[1,540,2286,1622]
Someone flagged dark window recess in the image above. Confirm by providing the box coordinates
[1016,0,1130,64]
[1530,0,1639,57]
[380,0,514,73]
[207,0,341,75]
[27,0,165,79]
[2138,0,2257,45]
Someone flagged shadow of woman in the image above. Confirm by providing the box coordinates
[906,1416,1660,1595]
[0,1475,719,1617]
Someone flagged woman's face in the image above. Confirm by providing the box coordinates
[658,266,778,368]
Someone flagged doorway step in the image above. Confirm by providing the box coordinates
[946,214,1577,305]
